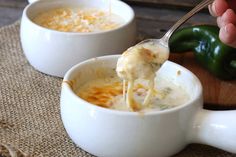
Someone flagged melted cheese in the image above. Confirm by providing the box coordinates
[116,42,169,111]
[78,80,123,108]
[76,76,189,112]
[77,77,148,110]
[33,7,124,33]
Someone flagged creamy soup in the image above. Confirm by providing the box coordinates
[116,42,169,111]
[33,7,124,32]
[76,75,190,112]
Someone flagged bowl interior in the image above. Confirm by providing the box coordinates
[26,0,134,26]
[64,55,202,106]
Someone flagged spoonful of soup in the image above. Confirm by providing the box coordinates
[116,0,214,111]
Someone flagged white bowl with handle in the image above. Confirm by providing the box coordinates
[60,55,236,157]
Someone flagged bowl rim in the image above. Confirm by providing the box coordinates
[23,0,136,36]
[61,55,203,116]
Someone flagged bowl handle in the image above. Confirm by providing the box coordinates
[189,109,236,153]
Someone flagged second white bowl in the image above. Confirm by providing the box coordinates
[21,0,136,77]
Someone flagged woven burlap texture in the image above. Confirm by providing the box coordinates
[0,21,235,157]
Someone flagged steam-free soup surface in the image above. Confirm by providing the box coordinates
[76,75,190,112]
[33,7,124,32]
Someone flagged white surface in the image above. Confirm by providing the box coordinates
[189,109,236,153]
[28,0,36,3]
[21,0,136,77]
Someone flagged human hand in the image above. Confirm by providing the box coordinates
[209,0,236,48]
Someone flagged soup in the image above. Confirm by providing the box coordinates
[116,42,169,111]
[76,74,190,112]
[33,7,124,32]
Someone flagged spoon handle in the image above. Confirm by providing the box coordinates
[162,0,214,45]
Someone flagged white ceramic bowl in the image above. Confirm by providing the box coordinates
[28,0,40,3]
[60,55,236,157]
[21,0,136,77]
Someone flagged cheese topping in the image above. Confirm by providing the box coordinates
[33,7,124,33]
[116,42,169,111]
[76,76,189,112]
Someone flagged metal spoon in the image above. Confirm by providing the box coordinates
[138,0,214,52]
[117,0,214,111]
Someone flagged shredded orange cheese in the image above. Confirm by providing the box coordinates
[33,7,123,32]
[77,81,148,109]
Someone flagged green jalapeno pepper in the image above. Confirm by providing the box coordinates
[169,25,236,80]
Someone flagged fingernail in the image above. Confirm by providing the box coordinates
[208,4,213,15]
[212,1,217,16]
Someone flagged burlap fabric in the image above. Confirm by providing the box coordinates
[0,21,235,157]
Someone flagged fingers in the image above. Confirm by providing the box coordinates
[219,23,236,48]
[209,0,229,17]
[217,9,236,48]
[209,0,236,48]
[217,9,236,27]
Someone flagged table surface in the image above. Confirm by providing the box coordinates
[0,0,235,157]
